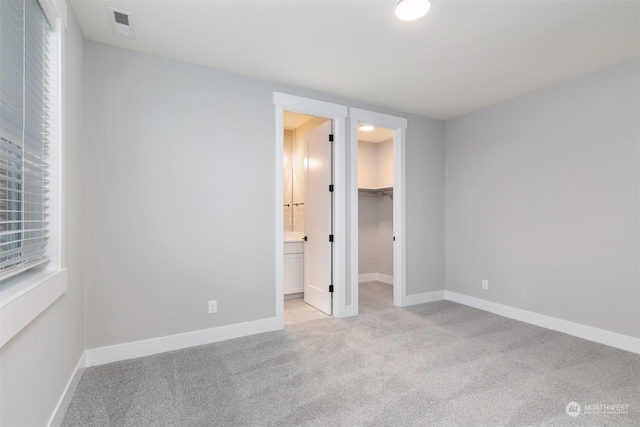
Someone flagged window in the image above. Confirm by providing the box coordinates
[0,0,64,347]
[0,0,58,282]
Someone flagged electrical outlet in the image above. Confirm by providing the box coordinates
[482,280,489,290]
[208,300,217,314]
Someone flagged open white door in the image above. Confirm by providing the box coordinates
[304,120,333,314]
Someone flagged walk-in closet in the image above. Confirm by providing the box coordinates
[358,126,394,289]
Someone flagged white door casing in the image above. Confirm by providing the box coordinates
[304,121,333,314]
[274,94,407,324]
[349,108,407,309]
[273,93,348,325]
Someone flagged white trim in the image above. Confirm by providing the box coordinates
[348,108,408,309]
[348,118,359,315]
[358,273,393,285]
[332,115,347,318]
[274,105,285,327]
[273,92,350,319]
[50,6,64,285]
[0,268,68,347]
[85,317,281,367]
[342,304,357,317]
[377,273,393,285]
[349,108,407,130]
[358,273,377,283]
[273,93,347,118]
[445,291,640,355]
[48,351,87,427]
[405,290,446,306]
[393,127,407,307]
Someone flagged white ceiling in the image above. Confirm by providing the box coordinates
[70,0,639,120]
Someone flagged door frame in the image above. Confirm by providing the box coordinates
[273,93,409,323]
[273,93,348,323]
[349,108,408,310]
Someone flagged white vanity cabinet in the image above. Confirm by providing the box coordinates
[284,241,304,295]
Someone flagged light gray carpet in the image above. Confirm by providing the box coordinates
[62,282,640,426]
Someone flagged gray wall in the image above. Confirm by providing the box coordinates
[358,195,377,274]
[358,139,394,278]
[84,42,445,348]
[407,116,445,296]
[445,59,640,338]
[358,195,393,277]
[0,6,85,426]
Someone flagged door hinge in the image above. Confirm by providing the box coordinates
[329,235,334,242]
[393,236,396,241]
[329,134,334,142]
[329,285,334,293]
[329,184,334,192]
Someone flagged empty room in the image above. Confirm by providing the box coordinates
[0,0,638,426]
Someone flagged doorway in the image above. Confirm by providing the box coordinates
[357,125,395,300]
[282,111,333,320]
[273,93,407,326]
[349,107,408,311]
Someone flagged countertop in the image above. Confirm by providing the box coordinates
[284,231,305,243]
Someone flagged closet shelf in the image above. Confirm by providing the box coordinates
[358,187,393,198]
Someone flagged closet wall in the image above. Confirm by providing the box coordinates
[358,139,393,282]
[358,139,393,188]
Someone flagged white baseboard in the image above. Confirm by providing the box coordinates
[445,291,640,355]
[358,273,377,282]
[85,317,281,367]
[377,274,393,285]
[48,351,87,427]
[404,290,445,306]
[359,273,393,285]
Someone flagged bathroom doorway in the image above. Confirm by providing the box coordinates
[282,111,334,322]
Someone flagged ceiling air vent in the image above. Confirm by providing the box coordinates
[108,7,135,39]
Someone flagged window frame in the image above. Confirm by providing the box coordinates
[0,0,67,348]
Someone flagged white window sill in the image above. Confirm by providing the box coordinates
[0,268,67,348]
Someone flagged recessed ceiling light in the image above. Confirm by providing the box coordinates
[359,125,375,132]
[395,0,431,21]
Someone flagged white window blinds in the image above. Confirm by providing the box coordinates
[0,0,57,280]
